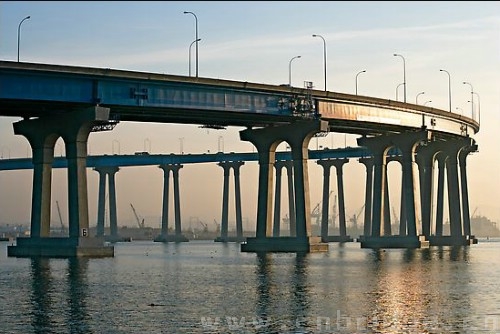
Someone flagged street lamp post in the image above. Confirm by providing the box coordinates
[288,55,301,87]
[394,54,406,102]
[463,81,474,119]
[312,34,327,91]
[424,100,432,106]
[440,69,452,112]
[188,38,201,77]
[416,91,425,105]
[179,137,185,155]
[218,136,224,152]
[355,70,366,95]
[396,82,404,101]
[144,138,151,152]
[183,11,198,77]
[17,15,31,62]
[112,139,120,155]
[473,91,480,124]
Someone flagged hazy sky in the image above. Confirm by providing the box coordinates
[0,1,499,231]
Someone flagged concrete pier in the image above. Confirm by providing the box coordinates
[93,166,129,242]
[214,160,246,242]
[428,235,477,246]
[8,107,114,257]
[241,236,328,253]
[240,120,329,253]
[155,164,188,242]
[317,158,353,243]
[357,130,431,249]
[359,235,429,249]
[8,236,114,257]
[272,160,295,237]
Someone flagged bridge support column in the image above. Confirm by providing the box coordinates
[358,157,373,238]
[272,161,284,237]
[459,141,477,238]
[93,167,124,242]
[383,167,393,236]
[240,120,329,253]
[95,168,107,237]
[434,152,446,237]
[428,137,478,246]
[317,158,353,242]
[8,107,114,257]
[272,160,295,237]
[155,164,188,242]
[416,142,441,239]
[215,161,245,242]
[357,130,431,249]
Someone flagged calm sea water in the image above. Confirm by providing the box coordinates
[1,239,499,334]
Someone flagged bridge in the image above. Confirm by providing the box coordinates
[0,148,373,244]
[0,60,479,256]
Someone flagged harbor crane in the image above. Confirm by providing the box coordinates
[349,204,365,230]
[130,203,145,229]
[56,200,66,233]
[311,190,334,226]
[199,221,209,232]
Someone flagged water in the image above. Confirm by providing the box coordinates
[1,239,500,333]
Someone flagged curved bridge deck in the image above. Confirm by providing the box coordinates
[0,61,478,138]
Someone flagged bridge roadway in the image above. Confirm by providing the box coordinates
[0,147,370,170]
[0,61,480,256]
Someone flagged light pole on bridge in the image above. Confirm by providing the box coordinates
[396,82,404,101]
[218,136,224,152]
[179,137,185,155]
[416,91,425,105]
[394,53,406,103]
[183,11,199,77]
[355,70,366,95]
[144,138,151,153]
[17,15,31,62]
[473,91,480,124]
[440,69,452,112]
[463,81,474,120]
[312,34,327,91]
[112,140,120,155]
[288,55,301,87]
[188,38,201,77]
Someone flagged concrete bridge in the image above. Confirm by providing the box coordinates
[0,61,479,256]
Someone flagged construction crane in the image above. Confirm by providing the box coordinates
[311,190,334,226]
[56,200,66,233]
[199,221,208,232]
[349,204,365,231]
[130,203,145,229]
[471,207,479,218]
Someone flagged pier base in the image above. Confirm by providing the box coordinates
[105,235,132,243]
[153,234,189,243]
[7,237,114,258]
[322,235,354,243]
[428,235,478,246]
[214,236,246,243]
[360,235,430,249]
[241,236,328,253]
